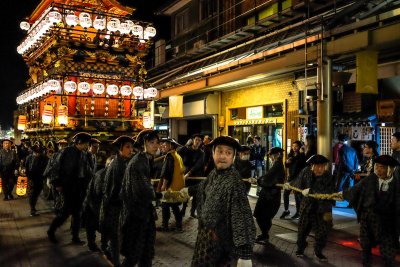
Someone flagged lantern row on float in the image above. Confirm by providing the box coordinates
[17,80,158,105]
[18,7,156,55]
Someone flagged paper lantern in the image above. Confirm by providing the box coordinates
[92,83,105,95]
[17,115,27,131]
[79,12,92,28]
[47,79,61,91]
[64,80,77,93]
[144,26,156,39]
[120,85,132,96]
[42,105,53,124]
[133,86,144,98]
[106,84,119,96]
[57,105,68,125]
[132,24,143,36]
[20,21,30,31]
[107,18,120,32]
[78,82,90,93]
[65,12,78,26]
[48,11,62,24]
[16,176,28,196]
[93,16,106,30]
[144,87,158,98]
[120,22,130,34]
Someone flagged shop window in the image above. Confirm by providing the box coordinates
[264,103,283,117]
[230,107,246,120]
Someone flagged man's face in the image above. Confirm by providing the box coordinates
[239,150,250,161]
[213,144,234,170]
[363,145,372,156]
[292,143,300,153]
[390,136,400,151]
[120,142,134,159]
[374,163,388,179]
[144,138,159,156]
[77,142,89,151]
[89,143,100,154]
[193,137,202,149]
[163,142,172,153]
[203,136,211,145]
[254,138,260,146]
[2,141,11,150]
[312,163,326,176]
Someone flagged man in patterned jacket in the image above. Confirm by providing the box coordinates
[286,154,335,262]
[182,136,256,267]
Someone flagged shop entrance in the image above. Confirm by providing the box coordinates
[177,118,213,145]
[228,124,284,150]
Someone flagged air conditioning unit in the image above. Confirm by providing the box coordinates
[193,40,205,49]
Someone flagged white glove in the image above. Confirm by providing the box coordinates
[283,182,291,190]
[302,188,310,196]
[248,178,257,184]
[180,187,189,198]
[46,178,51,188]
[237,259,252,267]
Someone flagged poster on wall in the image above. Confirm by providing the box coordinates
[274,128,283,148]
[298,126,308,143]
[351,126,362,140]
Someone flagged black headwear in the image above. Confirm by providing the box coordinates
[89,138,101,145]
[135,129,159,147]
[207,136,241,152]
[112,135,135,150]
[160,138,181,148]
[72,132,92,143]
[374,155,399,167]
[57,139,68,144]
[268,147,285,155]
[31,145,42,153]
[240,145,251,152]
[306,154,329,165]
[2,138,13,144]
[392,132,400,141]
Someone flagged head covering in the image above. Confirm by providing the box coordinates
[374,155,399,167]
[365,140,378,150]
[112,135,135,149]
[135,129,159,147]
[268,147,285,155]
[31,145,42,153]
[57,139,68,144]
[240,145,251,152]
[306,154,329,165]
[160,138,181,148]
[89,138,101,145]
[338,134,349,142]
[2,138,13,144]
[192,133,203,139]
[293,140,303,147]
[72,132,92,143]
[392,132,400,141]
[207,136,241,152]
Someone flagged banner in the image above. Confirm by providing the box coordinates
[169,96,183,118]
[356,50,378,94]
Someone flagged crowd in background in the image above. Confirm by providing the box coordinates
[0,130,399,267]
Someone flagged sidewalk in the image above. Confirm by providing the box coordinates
[0,192,397,267]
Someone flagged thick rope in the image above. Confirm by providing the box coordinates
[276,183,343,201]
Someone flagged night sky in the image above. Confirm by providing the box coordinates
[0,0,169,129]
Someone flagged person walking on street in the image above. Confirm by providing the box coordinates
[119,130,160,267]
[25,145,48,216]
[47,132,92,244]
[336,134,359,191]
[286,154,335,262]
[0,139,19,201]
[179,134,204,218]
[341,155,400,267]
[281,141,306,219]
[99,136,134,265]
[182,136,256,267]
[157,138,185,232]
[254,147,285,244]
[234,145,253,194]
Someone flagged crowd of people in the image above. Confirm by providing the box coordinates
[0,130,399,267]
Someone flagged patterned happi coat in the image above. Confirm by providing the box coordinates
[119,151,156,264]
[189,166,256,266]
